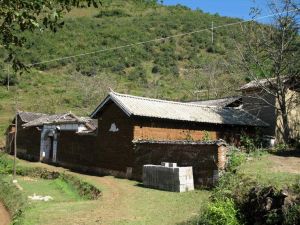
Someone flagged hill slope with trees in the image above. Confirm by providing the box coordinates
[0,0,253,144]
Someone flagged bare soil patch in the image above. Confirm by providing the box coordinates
[0,203,10,225]
[268,154,300,174]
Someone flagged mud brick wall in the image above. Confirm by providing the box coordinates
[17,120,41,161]
[133,140,227,187]
[57,131,98,167]
[95,102,135,172]
[6,116,41,161]
[133,117,255,146]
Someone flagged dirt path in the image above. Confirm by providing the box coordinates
[268,154,300,174]
[11,158,209,225]
[0,203,10,225]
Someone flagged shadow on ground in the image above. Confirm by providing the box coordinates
[270,149,300,157]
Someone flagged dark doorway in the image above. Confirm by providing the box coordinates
[49,136,54,161]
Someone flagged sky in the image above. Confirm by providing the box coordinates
[163,0,271,21]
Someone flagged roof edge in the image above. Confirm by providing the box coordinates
[90,92,132,118]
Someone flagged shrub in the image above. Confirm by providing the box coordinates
[226,147,247,172]
[274,143,288,152]
[151,65,159,73]
[94,9,130,18]
[240,134,258,152]
[0,72,18,86]
[197,198,240,225]
[283,204,300,225]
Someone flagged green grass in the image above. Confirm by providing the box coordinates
[1,152,299,225]
[0,154,210,225]
[16,177,82,202]
[238,154,300,188]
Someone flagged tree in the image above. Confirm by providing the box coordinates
[0,0,99,71]
[237,0,300,144]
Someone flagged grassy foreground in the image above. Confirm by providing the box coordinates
[0,154,210,225]
[1,151,299,225]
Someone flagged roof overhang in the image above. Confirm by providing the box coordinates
[90,92,132,118]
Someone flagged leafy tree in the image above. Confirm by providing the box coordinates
[0,0,99,71]
[237,0,300,144]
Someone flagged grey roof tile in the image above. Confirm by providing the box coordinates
[188,96,242,107]
[91,92,268,127]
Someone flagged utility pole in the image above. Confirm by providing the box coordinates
[211,21,214,44]
[13,110,18,182]
[7,64,10,91]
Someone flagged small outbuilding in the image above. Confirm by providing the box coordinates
[5,111,47,161]
[6,112,97,162]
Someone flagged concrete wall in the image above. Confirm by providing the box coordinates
[133,140,227,187]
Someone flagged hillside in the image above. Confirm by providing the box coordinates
[0,1,248,145]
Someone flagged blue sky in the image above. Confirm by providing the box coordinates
[163,0,270,21]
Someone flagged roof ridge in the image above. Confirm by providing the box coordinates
[18,111,48,115]
[188,96,241,102]
[110,91,226,109]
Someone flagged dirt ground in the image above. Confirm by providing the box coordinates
[268,152,300,174]
[0,203,10,225]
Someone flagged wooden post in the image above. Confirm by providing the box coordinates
[7,65,10,91]
[13,111,17,181]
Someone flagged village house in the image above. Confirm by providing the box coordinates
[6,112,97,162]
[5,91,268,186]
[239,77,300,144]
[5,111,47,161]
[53,91,266,186]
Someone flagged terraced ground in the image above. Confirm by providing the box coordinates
[2,156,210,225]
[1,151,299,225]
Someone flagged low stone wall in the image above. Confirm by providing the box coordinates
[133,140,227,187]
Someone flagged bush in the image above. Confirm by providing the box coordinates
[226,147,247,172]
[283,204,300,225]
[0,72,18,86]
[151,65,159,73]
[240,134,257,152]
[197,198,240,225]
[95,9,130,18]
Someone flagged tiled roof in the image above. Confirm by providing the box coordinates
[91,92,268,127]
[239,76,300,91]
[18,111,47,123]
[188,96,242,107]
[23,113,79,127]
[239,78,275,91]
[22,113,97,133]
